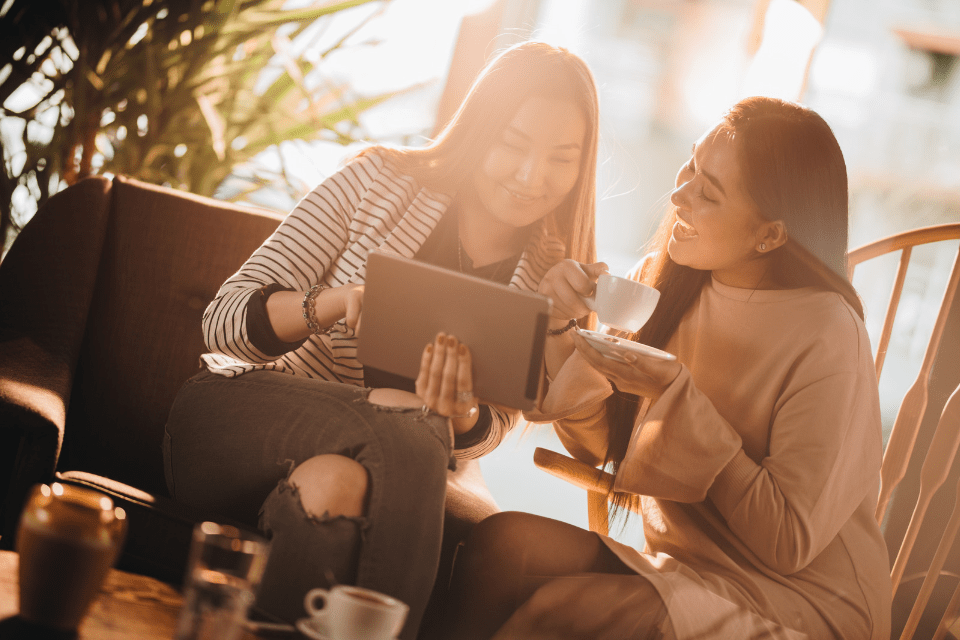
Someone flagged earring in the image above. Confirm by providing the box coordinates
[759,243,766,251]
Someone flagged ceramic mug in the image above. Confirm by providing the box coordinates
[580,273,661,332]
[16,483,127,631]
[303,585,408,640]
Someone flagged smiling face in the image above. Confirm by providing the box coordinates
[667,125,779,288]
[468,95,586,230]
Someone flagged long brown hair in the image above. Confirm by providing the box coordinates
[357,41,599,265]
[603,97,863,515]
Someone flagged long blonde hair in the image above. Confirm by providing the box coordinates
[358,41,599,265]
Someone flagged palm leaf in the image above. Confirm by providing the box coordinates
[1,0,424,251]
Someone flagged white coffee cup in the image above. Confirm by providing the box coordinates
[303,585,408,640]
[580,273,660,332]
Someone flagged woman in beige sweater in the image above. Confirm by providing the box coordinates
[440,97,891,639]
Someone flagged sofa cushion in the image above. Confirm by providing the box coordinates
[59,176,283,496]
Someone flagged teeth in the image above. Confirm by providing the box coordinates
[675,219,697,238]
[507,188,535,201]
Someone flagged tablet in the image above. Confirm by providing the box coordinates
[357,251,551,410]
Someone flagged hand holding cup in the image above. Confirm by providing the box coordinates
[537,260,610,324]
[579,273,661,333]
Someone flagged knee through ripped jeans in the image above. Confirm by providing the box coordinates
[163,369,453,640]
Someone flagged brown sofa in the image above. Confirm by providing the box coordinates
[0,174,498,631]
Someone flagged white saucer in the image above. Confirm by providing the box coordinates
[576,328,677,363]
[296,616,399,640]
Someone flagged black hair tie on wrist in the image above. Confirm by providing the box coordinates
[547,319,577,336]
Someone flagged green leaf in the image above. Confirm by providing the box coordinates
[2,0,414,245]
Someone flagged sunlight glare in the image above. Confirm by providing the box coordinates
[129,22,149,47]
[277,0,500,188]
[11,185,36,225]
[33,36,52,57]
[809,41,878,98]
[677,5,751,132]
[3,78,52,112]
[741,0,823,102]
[538,0,592,52]
[319,0,498,94]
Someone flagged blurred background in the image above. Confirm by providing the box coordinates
[2,0,958,546]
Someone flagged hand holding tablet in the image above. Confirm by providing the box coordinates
[357,252,551,411]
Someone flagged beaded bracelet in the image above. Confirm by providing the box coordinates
[546,318,577,336]
[301,284,335,335]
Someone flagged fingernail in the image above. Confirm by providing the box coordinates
[447,336,456,347]
[426,344,433,354]
[458,344,466,355]
[436,333,445,343]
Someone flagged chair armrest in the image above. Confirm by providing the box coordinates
[533,447,614,493]
[0,392,64,549]
[533,447,646,536]
[0,176,114,547]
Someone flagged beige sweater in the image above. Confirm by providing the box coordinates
[530,276,891,640]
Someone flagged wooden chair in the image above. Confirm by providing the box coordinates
[534,222,960,639]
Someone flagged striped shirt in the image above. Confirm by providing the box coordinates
[200,153,567,458]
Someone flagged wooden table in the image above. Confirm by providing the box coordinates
[0,550,268,639]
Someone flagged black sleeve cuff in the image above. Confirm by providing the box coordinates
[454,404,494,450]
[246,284,309,357]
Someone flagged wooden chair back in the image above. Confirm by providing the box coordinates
[533,222,960,639]
[847,223,960,640]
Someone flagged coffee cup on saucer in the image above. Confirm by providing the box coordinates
[297,585,408,640]
[580,273,660,333]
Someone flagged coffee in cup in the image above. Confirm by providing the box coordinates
[303,585,408,640]
[580,273,660,332]
[16,483,127,631]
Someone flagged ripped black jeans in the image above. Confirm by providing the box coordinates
[163,369,453,639]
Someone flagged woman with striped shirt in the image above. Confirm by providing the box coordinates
[163,41,601,637]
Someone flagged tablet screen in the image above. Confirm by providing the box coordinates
[357,251,551,410]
